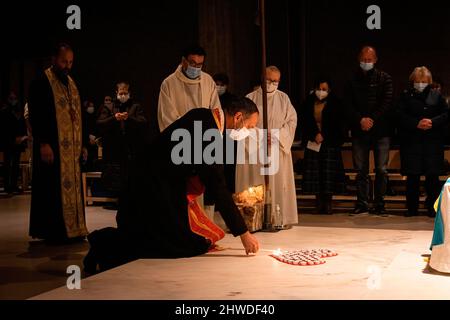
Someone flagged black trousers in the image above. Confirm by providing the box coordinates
[3,147,22,192]
[352,136,390,209]
[406,175,441,214]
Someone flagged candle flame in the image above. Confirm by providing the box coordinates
[272,248,282,256]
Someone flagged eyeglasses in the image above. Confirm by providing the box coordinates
[266,80,279,86]
[184,58,203,68]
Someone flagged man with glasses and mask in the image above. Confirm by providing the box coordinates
[236,66,298,228]
[157,44,223,132]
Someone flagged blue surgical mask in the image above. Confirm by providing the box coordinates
[185,65,202,79]
[360,62,374,72]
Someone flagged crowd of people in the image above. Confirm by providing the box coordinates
[1,42,449,272]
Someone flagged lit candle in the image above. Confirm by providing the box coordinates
[272,248,282,256]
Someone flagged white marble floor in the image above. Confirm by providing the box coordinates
[1,194,449,300]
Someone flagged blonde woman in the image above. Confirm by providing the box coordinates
[397,67,449,217]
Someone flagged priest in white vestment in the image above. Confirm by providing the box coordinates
[236,66,298,226]
[157,45,223,132]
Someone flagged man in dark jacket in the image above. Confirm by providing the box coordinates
[345,46,393,216]
[97,82,147,197]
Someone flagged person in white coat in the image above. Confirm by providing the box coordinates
[236,66,298,227]
[157,45,223,132]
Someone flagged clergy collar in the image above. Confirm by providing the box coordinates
[175,65,202,84]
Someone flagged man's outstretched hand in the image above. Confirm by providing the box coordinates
[240,231,260,255]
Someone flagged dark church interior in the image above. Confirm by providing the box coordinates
[1,0,450,304]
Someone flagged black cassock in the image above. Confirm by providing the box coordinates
[28,73,67,240]
[87,108,248,271]
[28,71,87,241]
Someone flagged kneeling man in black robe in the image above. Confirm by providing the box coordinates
[85,97,260,272]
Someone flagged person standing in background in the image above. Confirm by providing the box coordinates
[237,66,298,227]
[157,44,223,132]
[97,82,147,202]
[301,78,347,214]
[397,67,449,217]
[345,46,393,217]
[28,43,88,243]
[213,73,236,110]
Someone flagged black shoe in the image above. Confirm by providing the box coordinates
[372,207,389,217]
[350,206,369,216]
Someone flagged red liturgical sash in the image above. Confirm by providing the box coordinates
[187,176,225,245]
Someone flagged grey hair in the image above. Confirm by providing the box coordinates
[409,66,433,84]
[266,65,281,74]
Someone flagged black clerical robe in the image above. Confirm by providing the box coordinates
[28,67,88,240]
[86,108,248,271]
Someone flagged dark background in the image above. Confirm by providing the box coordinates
[2,0,450,135]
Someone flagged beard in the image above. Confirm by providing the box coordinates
[53,67,71,85]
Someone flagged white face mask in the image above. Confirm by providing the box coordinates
[414,82,429,93]
[86,107,95,114]
[229,117,250,141]
[360,62,374,72]
[216,85,227,96]
[117,94,130,104]
[104,102,113,108]
[266,82,279,94]
[315,90,329,101]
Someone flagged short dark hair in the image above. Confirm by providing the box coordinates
[213,73,229,85]
[225,97,259,117]
[313,76,333,90]
[116,81,130,91]
[52,42,73,57]
[182,44,207,59]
